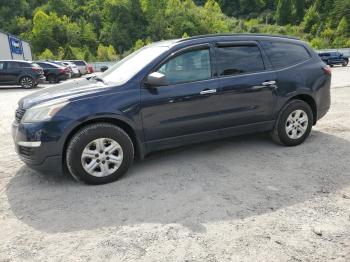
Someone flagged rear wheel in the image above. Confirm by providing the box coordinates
[47,74,58,83]
[342,60,348,67]
[271,100,313,146]
[66,123,134,185]
[20,76,35,89]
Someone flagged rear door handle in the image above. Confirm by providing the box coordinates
[200,89,217,95]
[262,80,276,86]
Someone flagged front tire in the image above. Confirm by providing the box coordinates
[272,100,313,146]
[20,76,35,89]
[66,123,134,185]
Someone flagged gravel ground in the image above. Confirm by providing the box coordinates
[0,67,350,261]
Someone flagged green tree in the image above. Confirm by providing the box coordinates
[294,0,305,24]
[302,4,320,33]
[276,0,293,25]
[37,48,55,60]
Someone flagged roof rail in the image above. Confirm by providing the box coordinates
[178,33,300,42]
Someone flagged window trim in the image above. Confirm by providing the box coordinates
[144,43,215,87]
[213,41,267,79]
[260,41,312,70]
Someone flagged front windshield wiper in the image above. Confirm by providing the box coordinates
[90,76,107,85]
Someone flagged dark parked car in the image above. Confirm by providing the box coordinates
[318,52,348,67]
[12,34,331,184]
[0,60,45,88]
[36,61,71,83]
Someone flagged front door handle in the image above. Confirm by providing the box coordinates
[262,80,276,86]
[200,89,217,95]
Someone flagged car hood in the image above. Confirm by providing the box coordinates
[19,78,111,109]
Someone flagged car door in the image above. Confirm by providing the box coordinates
[0,62,7,84]
[140,44,222,141]
[1,62,20,84]
[214,42,277,128]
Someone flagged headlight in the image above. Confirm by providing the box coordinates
[22,101,69,123]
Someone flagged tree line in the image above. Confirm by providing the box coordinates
[0,0,349,61]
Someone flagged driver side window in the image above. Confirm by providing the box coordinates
[158,48,211,85]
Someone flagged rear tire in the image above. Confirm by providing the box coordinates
[66,123,134,185]
[47,74,58,84]
[271,100,313,146]
[20,76,35,89]
[342,60,348,67]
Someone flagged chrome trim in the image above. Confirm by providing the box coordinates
[18,141,41,148]
[200,89,217,95]
[262,80,276,86]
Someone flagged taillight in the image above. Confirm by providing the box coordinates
[32,67,41,73]
[59,68,65,73]
[322,66,332,75]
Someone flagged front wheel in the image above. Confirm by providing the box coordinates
[66,123,134,185]
[342,60,348,67]
[20,76,35,89]
[271,100,313,146]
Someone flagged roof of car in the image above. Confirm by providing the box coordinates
[0,60,33,63]
[178,33,299,42]
[152,33,303,48]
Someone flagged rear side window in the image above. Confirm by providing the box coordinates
[215,45,265,76]
[18,62,30,68]
[6,62,18,69]
[72,61,86,66]
[261,41,311,69]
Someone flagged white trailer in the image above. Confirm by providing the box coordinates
[0,30,33,61]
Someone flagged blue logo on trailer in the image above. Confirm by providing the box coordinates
[9,36,23,55]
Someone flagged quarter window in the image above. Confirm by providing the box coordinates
[157,49,211,85]
[216,45,265,76]
[261,41,311,69]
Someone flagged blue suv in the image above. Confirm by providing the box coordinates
[12,34,331,184]
[318,52,349,67]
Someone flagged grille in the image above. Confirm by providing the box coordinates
[19,146,32,157]
[15,107,26,123]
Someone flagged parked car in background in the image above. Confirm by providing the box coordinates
[13,34,331,185]
[62,61,81,77]
[87,64,94,74]
[318,52,348,67]
[100,65,109,72]
[0,60,45,88]
[36,61,71,83]
[68,60,88,75]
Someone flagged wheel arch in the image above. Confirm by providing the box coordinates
[62,117,145,167]
[17,75,34,85]
[288,94,317,125]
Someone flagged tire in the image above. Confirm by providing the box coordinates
[271,100,314,146]
[19,76,35,89]
[47,74,57,84]
[342,60,348,67]
[66,123,134,185]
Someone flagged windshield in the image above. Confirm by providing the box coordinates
[98,46,169,85]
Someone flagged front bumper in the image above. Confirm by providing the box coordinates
[12,121,63,172]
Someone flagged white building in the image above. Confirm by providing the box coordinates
[0,30,32,61]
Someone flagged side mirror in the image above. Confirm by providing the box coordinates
[100,66,108,72]
[146,72,168,87]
